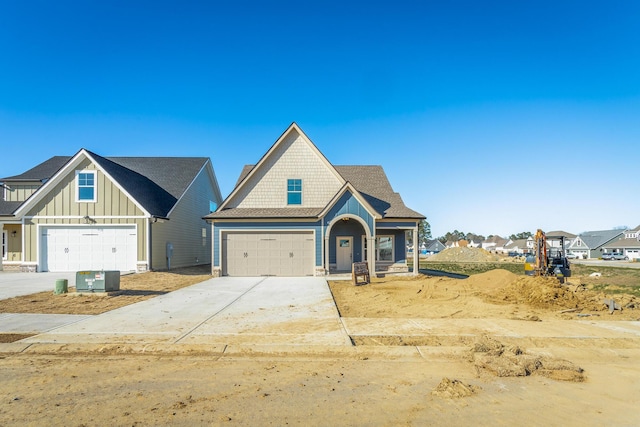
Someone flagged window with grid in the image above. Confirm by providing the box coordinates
[287,179,302,205]
[77,171,96,202]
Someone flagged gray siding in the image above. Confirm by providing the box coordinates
[150,164,220,270]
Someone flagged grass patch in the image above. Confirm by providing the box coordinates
[419,261,525,276]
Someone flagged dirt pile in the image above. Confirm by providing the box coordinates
[429,247,502,262]
[431,378,480,398]
[470,336,585,382]
[481,274,639,314]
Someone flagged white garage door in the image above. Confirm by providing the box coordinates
[627,250,640,260]
[222,231,314,276]
[41,226,137,272]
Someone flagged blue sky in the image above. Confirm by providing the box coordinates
[1,1,639,238]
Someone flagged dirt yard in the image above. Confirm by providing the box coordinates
[1,260,639,425]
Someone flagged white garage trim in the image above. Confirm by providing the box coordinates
[220,229,315,277]
[38,224,138,272]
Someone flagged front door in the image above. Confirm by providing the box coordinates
[336,236,353,271]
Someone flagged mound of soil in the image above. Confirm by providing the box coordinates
[470,336,585,382]
[429,247,502,262]
[431,378,480,398]
[330,269,640,320]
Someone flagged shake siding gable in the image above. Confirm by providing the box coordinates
[230,131,343,209]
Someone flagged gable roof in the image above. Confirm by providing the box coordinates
[575,229,624,249]
[335,166,423,219]
[5,150,212,219]
[213,125,424,221]
[219,123,344,211]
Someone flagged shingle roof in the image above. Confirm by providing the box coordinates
[335,166,424,219]
[1,156,71,181]
[217,164,424,220]
[546,230,577,239]
[576,229,624,249]
[208,207,322,219]
[0,200,22,216]
[2,151,209,219]
[605,237,640,249]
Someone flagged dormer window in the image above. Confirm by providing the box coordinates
[287,179,302,205]
[76,171,97,202]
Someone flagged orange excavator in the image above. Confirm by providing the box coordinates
[524,229,571,283]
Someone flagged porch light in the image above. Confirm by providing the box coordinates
[11,230,16,237]
[341,217,350,222]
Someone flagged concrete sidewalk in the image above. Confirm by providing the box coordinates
[0,271,77,300]
[18,276,352,346]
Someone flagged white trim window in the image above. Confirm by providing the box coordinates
[2,230,7,260]
[287,179,302,205]
[76,170,97,202]
[362,235,395,262]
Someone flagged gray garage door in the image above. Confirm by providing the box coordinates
[222,231,314,276]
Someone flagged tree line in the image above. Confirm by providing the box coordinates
[409,220,532,246]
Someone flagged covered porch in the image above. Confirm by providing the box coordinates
[323,214,419,275]
[0,222,22,271]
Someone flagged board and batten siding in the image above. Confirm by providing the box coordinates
[4,183,41,202]
[22,159,148,264]
[150,165,219,270]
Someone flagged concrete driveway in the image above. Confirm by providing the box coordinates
[17,276,352,346]
[0,271,78,300]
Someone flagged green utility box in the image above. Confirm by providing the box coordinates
[75,271,120,293]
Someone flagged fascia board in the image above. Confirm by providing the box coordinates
[12,150,87,218]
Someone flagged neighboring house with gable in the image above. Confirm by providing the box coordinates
[0,149,222,272]
[467,238,482,248]
[423,239,445,255]
[602,225,640,260]
[482,235,508,253]
[545,230,577,249]
[568,229,625,259]
[204,123,425,277]
[504,238,528,254]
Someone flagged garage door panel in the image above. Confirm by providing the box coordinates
[223,231,314,277]
[41,226,137,272]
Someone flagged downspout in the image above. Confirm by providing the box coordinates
[148,217,153,272]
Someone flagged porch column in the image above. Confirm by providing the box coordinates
[368,236,375,276]
[413,224,419,275]
[0,223,4,271]
[324,236,330,274]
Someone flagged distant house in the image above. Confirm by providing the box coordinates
[545,230,577,249]
[423,239,445,255]
[504,238,528,254]
[482,235,508,253]
[602,225,640,260]
[467,238,483,248]
[0,150,222,272]
[568,229,626,259]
